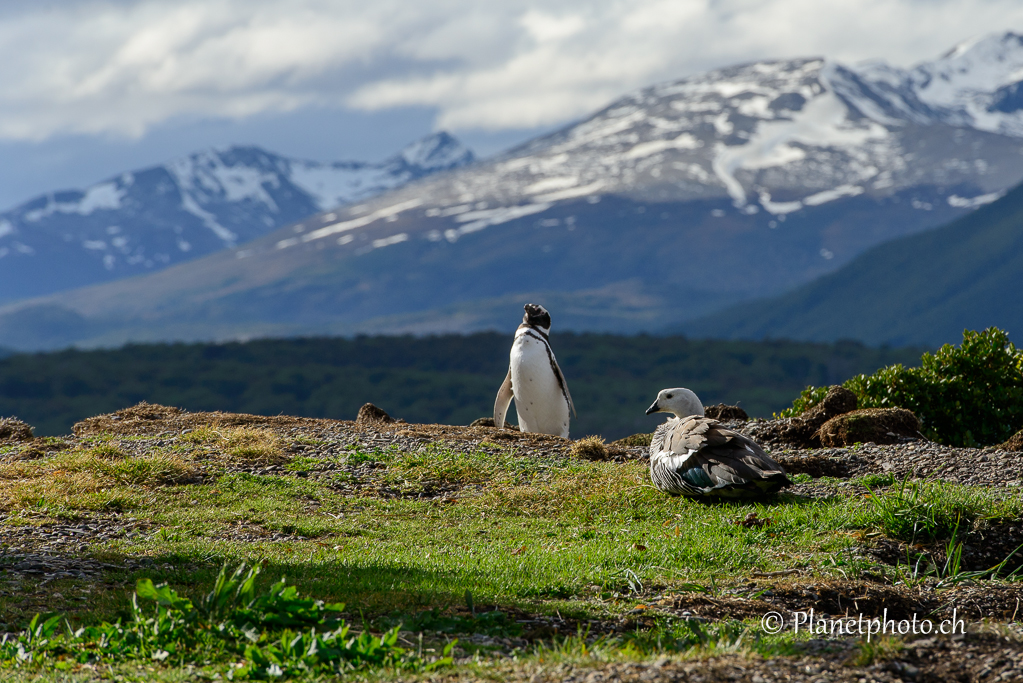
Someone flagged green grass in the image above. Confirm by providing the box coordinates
[864,477,1023,542]
[0,443,197,513]
[1,434,1021,679]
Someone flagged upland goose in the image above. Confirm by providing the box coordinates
[645,388,791,498]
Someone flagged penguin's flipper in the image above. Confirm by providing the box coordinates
[551,358,576,418]
[493,369,514,427]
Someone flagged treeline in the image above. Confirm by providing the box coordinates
[0,334,926,440]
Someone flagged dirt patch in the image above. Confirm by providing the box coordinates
[818,408,923,446]
[1002,429,1023,452]
[445,594,1023,682]
[469,417,519,430]
[648,578,1023,624]
[486,632,1022,683]
[704,404,749,421]
[746,386,858,448]
[774,452,859,478]
[356,403,398,424]
[652,580,920,622]
[72,403,571,451]
[0,437,72,462]
[74,402,188,437]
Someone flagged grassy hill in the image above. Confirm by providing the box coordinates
[0,334,924,439]
[682,181,1023,347]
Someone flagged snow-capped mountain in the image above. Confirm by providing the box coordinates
[0,132,473,303]
[348,36,1023,220]
[4,33,1023,350]
[855,32,1023,137]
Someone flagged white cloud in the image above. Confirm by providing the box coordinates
[2,0,1023,140]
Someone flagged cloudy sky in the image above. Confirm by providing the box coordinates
[2,0,1023,208]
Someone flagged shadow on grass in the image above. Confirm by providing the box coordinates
[1,549,555,628]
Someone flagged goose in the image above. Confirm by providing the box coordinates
[645,388,791,498]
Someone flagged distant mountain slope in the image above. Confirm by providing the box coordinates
[682,180,1023,347]
[6,34,1023,349]
[0,133,473,303]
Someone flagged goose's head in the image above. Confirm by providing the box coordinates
[645,388,705,419]
[522,303,552,334]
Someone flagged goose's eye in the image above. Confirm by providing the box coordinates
[666,393,674,399]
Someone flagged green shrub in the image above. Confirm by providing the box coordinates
[781,328,1023,446]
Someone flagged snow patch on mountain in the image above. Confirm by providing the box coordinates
[911,33,1023,135]
[294,198,425,246]
[445,203,552,242]
[287,163,399,211]
[21,182,128,221]
[77,182,127,214]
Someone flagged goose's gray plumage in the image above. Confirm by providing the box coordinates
[646,388,790,499]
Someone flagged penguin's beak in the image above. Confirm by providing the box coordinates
[645,400,660,415]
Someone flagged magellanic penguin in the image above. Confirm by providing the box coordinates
[494,304,576,437]
[645,388,790,499]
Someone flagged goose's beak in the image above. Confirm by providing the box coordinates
[645,400,660,415]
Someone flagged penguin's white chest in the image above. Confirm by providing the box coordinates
[509,332,570,437]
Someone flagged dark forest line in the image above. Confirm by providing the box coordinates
[0,334,926,440]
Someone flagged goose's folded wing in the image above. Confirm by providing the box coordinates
[650,458,705,496]
[664,417,730,453]
[653,418,790,494]
[704,439,788,476]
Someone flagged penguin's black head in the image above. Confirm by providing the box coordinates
[523,303,552,333]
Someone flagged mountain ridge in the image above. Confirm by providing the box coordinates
[0,132,473,303]
[6,33,1023,349]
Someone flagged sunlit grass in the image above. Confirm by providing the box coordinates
[181,424,285,464]
[0,444,197,512]
[864,478,1023,542]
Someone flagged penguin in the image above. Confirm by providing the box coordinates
[645,388,790,499]
[494,303,576,437]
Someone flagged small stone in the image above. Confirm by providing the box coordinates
[469,417,518,430]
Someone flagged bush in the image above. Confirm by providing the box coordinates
[783,328,1023,447]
